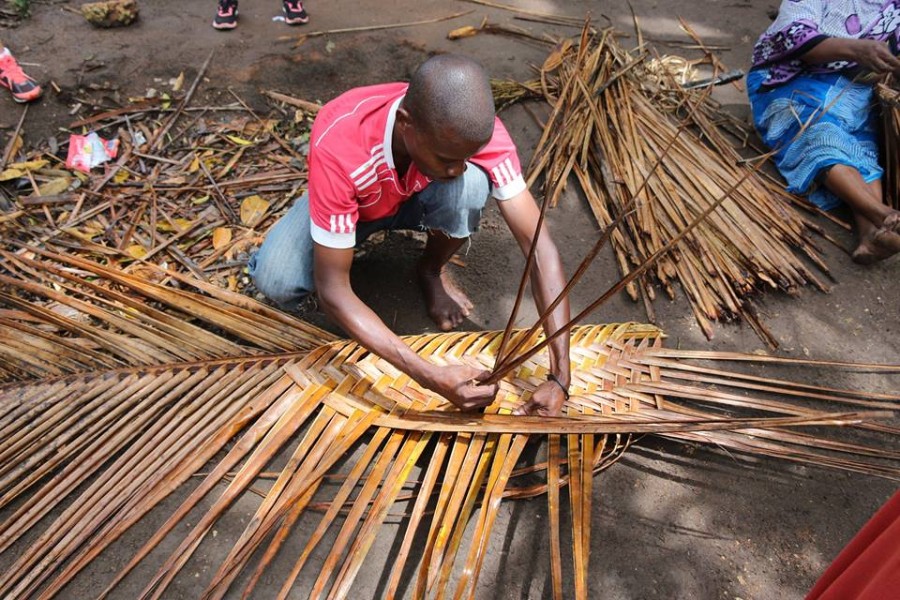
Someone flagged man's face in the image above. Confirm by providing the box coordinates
[402,120,488,182]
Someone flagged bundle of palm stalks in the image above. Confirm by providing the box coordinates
[0,63,317,294]
[877,80,900,210]
[1,250,898,599]
[523,26,836,347]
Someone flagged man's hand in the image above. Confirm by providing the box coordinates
[513,380,566,417]
[315,244,496,411]
[426,364,498,411]
[497,190,572,419]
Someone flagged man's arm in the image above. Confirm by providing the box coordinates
[496,189,572,416]
[313,243,499,410]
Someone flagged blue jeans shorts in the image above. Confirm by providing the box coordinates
[249,164,490,308]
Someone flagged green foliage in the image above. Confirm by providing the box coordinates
[11,0,30,18]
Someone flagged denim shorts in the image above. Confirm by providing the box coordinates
[249,164,490,308]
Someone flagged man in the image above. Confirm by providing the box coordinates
[0,42,42,103]
[251,54,571,415]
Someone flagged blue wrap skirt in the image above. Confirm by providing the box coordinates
[747,68,883,211]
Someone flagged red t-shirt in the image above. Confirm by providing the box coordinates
[308,82,526,248]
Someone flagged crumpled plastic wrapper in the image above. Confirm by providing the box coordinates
[65,132,119,173]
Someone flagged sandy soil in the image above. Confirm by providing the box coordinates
[1,0,898,598]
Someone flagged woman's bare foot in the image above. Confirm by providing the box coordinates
[881,211,900,235]
[853,228,900,264]
[417,265,474,331]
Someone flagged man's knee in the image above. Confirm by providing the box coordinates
[248,252,312,308]
[247,194,315,308]
[420,166,490,237]
[459,165,490,209]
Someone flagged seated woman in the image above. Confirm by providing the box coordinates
[748,0,900,264]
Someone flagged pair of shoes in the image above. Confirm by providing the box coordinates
[0,49,42,104]
[212,0,309,30]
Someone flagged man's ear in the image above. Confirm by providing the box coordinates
[396,106,412,130]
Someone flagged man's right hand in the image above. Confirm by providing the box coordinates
[314,243,499,412]
[424,364,498,411]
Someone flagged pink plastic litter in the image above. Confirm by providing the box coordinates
[66,133,120,173]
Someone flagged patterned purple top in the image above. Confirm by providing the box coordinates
[752,0,900,87]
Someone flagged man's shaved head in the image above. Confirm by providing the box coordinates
[403,54,495,145]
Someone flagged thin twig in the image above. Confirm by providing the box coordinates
[1,104,27,172]
[283,10,475,47]
[149,50,215,152]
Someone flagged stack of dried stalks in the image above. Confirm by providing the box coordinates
[878,80,900,210]
[524,26,836,347]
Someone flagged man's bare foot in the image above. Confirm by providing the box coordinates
[852,228,900,264]
[417,265,474,331]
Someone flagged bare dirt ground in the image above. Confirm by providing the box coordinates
[1,0,898,598]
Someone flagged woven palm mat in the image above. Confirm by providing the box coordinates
[1,322,897,598]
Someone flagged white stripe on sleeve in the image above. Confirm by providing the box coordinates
[491,165,508,187]
[504,158,519,179]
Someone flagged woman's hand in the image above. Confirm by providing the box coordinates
[849,39,900,75]
[802,38,900,75]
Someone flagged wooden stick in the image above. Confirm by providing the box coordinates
[263,90,322,114]
[487,156,770,384]
[462,0,583,24]
[283,10,476,47]
[0,104,27,172]
[149,51,214,152]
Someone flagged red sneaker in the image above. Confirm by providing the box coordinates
[0,49,42,103]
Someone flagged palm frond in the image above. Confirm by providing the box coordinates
[1,313,896,598]
[0,248,333,384]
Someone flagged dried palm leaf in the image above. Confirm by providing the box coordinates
[1,305,896,598]
[0,247,333,384]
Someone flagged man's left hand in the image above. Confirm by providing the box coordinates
[513,380,567,416]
